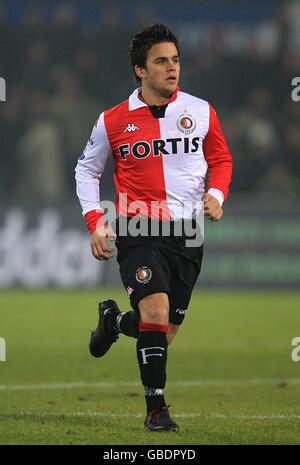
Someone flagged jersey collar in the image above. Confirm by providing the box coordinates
[128,86,180,111]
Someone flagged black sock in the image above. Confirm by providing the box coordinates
[144,387,167,413]
[136,329,168,413]
[116,311,139,338]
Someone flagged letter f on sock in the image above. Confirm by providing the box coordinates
[139,346,165,364]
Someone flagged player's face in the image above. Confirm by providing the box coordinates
[138,42,180,97]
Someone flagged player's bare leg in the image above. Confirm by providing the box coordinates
[167,323,180,345]
[138,292,169,325]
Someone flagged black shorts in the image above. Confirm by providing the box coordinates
[115,218,203,325]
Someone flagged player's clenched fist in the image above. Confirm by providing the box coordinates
[90,224,115,260]
[202,193,223,222]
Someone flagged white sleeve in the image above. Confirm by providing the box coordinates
[75,112,112,216]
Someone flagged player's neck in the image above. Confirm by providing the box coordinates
[139,87,172,107]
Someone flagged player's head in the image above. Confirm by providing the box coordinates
[129,23,180,95]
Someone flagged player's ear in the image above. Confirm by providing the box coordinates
[134,64,146,81]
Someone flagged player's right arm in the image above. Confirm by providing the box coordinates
[75,113,115,260]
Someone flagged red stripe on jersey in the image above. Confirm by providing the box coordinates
[203,103,233,202]
[104,101,171,220]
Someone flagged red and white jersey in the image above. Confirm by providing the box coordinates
[75,87,232,225]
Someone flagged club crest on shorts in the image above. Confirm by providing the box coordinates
[136,266,152,284]
[177,112,196,134]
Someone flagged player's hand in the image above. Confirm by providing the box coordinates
[202,193,223,222]
[90,224,115,260]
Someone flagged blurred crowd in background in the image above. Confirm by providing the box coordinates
[0,0,300,204]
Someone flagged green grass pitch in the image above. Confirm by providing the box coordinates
[0,288,300,445]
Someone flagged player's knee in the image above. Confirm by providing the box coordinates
[138,293,169,325]
[141,306,169,325]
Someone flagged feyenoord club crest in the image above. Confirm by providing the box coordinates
[136,266,152,284]
[177,112,196,134]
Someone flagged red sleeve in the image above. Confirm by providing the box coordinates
[202,103,233,202]
[85,209,105,235]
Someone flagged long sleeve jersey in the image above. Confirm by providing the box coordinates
[75,87,233,233]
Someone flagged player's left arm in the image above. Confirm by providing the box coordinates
[202,103,233,222]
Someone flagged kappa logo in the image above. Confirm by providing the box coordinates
[127,286,134,297]
[123,123,141,133]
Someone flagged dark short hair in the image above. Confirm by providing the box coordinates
[129,23,180,83]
